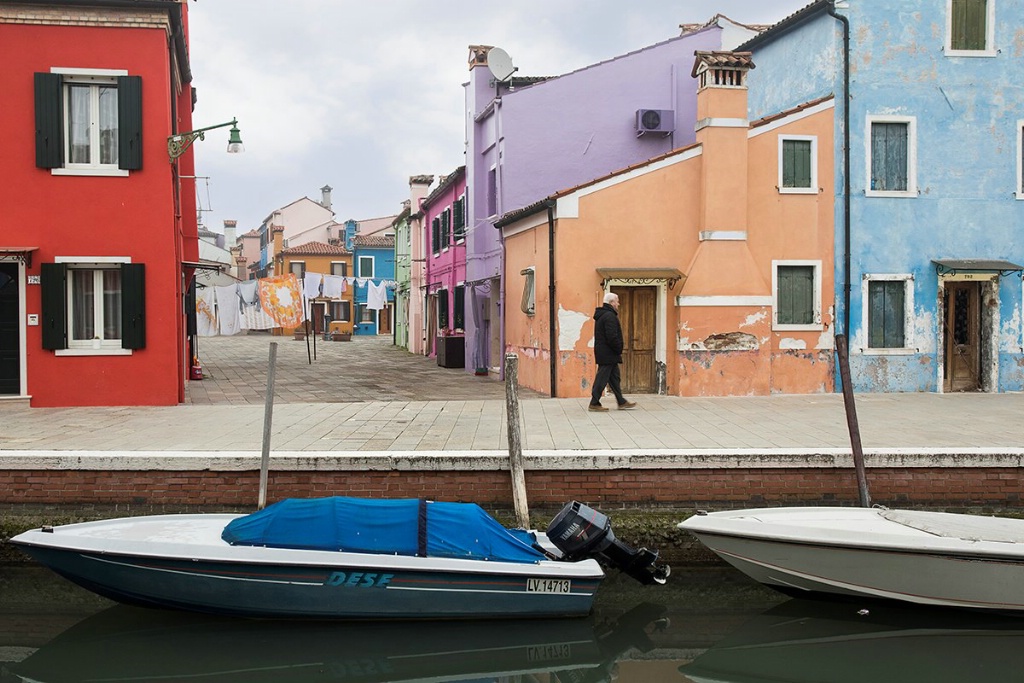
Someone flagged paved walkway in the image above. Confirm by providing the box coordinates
[2,335,1024,459]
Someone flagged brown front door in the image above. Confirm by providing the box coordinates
[378,304,392,335]
[944,281,981,392]
[612,286,656,393]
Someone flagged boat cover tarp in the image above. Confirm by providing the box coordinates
[222,497,544,563]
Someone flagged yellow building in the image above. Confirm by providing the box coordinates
[273,240,354,337]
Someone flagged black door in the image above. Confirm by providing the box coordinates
[0,263,19,394]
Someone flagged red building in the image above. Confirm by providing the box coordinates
[0,0,200,406]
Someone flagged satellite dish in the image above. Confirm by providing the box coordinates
[487,47,517,82]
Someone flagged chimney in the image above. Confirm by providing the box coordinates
[320,185,333,212]
[468,45,493,70]
[692,51,754,236]
[222,219,237,246]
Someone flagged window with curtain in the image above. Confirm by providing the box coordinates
[35,70,142,173]
[330,300,351,321]
[42,262,145,353]
[331,262,347,277]
[289,261,305,278]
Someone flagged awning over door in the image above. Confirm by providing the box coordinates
[597,267,685,288]
[932,259,1024,277]
[0,247,38,268]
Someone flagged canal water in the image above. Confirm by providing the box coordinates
[2,564,1023,682]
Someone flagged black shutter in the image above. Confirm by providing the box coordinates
[121,263,146,349]
[40,263,67,350]
[438,289,449,329]
[118,75,143,170]
[34,73,64,169]
[453,286,465,329]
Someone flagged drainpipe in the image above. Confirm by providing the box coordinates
[546,200,557,397]
[828,1,852,337]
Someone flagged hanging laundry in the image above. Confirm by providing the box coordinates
[238,280,260,307]
[258,274,304,328]
[322,274,345,299]
[215,284,242,336]
[303,273,323,300]
[356,277,369,288]
[196,286,218,337]
[367,280,388,311]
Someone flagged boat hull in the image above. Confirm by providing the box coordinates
[679,507,1024,612]
[12,514,604,620]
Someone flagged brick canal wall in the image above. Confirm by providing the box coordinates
[2,449,1023,512]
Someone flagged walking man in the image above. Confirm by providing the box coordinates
[589,292,636,412]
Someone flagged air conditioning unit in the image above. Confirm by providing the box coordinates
[636,109,674,137]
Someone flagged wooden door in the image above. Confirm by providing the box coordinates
[378,304,392,335]
[0,263,18,395]
[944,281,980,392]
[612,286,656,393]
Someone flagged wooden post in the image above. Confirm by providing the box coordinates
[504,353,531,529]
[835,334,871,508]
[258,342,278,510]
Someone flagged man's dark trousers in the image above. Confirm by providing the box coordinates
[591,363,626,406]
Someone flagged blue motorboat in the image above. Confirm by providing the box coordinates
[11,497,668,619]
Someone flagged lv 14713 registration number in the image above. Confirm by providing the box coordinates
[527,578,571,593]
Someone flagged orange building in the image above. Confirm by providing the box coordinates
[498,52,835,398]
[273,240,354,337]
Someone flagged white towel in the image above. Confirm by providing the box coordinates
[322,274,345,299]
[367,280,388,311]
[303,273,323,299]
[215,285,242,336]
[196,287,218,337]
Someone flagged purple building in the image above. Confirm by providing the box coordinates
[462,18,760,375]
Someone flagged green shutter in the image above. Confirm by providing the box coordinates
[870,122,908,192]
[868,280,905,348]
[777,266,814,325]
[952,0,987,50]
[121,263,146,349]
[438,290,449,329]
[454,286,465,329]
[34,73,64,169]
[432,217,440,253]
[118,75,143,170]
[782,139,812,188]
[40,263,67,349]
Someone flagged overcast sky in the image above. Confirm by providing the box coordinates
[187,0,810,235]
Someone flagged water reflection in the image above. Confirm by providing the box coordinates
[9,602,667,683]
[681,598,1024,683]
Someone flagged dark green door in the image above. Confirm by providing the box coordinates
[0,263,19,394]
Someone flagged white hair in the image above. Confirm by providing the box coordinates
[603,292,618,304]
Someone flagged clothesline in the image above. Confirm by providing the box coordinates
[196,273,396,338]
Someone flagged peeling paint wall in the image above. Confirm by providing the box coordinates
[750,0,1024,393]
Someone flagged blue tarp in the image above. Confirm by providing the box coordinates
[221,497,544,564]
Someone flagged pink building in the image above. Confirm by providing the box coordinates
[421,167,467,368]
[498,52,836,397]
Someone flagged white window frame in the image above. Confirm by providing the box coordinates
[1016,120,1024,200]
[359,256,374,278]
[777,135,818,194]
[520,267,536,316]
[865,115,918,198]
[359,303,374,324]
[51,67,129,178]
[771,259,822,332]
[945,0,997,57]
[861,274,915,355]
[54,255,132,356]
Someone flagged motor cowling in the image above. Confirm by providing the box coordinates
[547,501,670,585]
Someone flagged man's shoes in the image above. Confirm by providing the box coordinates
[588,404,609,412]
[617,401,637,410]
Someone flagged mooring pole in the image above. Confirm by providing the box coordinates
[835,334,871,507]
[504,353,531,529]
[258,341,278,510]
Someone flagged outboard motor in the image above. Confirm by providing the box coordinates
[547,501,670,585]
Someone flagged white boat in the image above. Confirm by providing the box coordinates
[12,497,668,620]
[678,506,1024,612]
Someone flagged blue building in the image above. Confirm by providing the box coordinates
[742,0,1024,392]
[346,220,396,336]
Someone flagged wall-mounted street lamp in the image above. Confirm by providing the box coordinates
[167,118,244,162]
